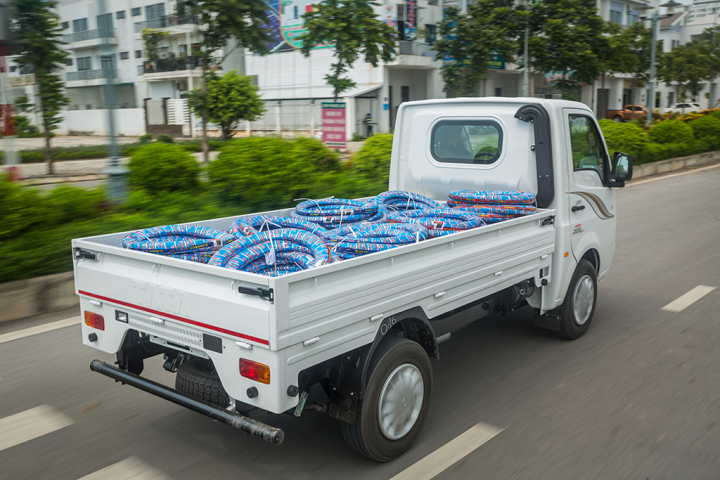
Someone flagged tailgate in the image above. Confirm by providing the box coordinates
[73,236,274,354]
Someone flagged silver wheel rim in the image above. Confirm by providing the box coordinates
[573,274,595,325]
[377,363,424,440]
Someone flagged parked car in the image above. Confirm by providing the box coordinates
[74,98,633,461]
[606,105,649,122]
[664,102,701,114]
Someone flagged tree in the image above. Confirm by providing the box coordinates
[604,22,654,117]
[187,71,265,139]
[142,28,169,65]
[298,0,396,101]
[658,41,718,112]
[176,0,271,162]
[12,0,70,174]
[529,0,608,97]
[434,0,518,97]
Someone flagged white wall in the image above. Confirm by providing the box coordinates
[55,108,145,136]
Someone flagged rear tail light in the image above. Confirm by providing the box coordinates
[84,311,105,331]
[239,359,270,384]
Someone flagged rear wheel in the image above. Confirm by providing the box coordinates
[557,259,597,340]
[175,358,230,408]
[613,115,623,122]
[341,336,433,462]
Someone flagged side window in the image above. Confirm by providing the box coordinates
[568,115,604,176]
[431,120,502,165]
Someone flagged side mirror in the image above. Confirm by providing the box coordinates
[612,151,633,183]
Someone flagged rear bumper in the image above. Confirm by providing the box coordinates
[89,360,285,445]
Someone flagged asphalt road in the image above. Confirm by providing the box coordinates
[1,166,719,480]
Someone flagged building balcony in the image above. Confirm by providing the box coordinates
[62,28,117,49]
[134,14,199,34]
[67,69,117,81]
[138,56,204,74]
[389,42,436,68]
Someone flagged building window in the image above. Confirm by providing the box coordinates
[62,21,69,29]
[120,52,129,60]
[97,13,113,29]
[131,7,141,16]
[73,18,88,32]
[425,24,436,44]
[9,66,16,72]
[671,39,679,49]
[100,54,116,71]
[135,50,142,58]
[610,2,623,24]
[77,57,92,71]
[65,58,73,66]
[627,8,639,24]
[146,3,165,20]
[116,11,126,20]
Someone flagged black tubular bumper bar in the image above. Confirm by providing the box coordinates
[90,360,285,445]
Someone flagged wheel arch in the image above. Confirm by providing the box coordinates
[580,248,600,274]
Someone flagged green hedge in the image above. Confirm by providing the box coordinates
[648,120,694,144]
[599,122,648,159]
[128,143,200,193]
[0,139,233,163]
[688,115,720,139]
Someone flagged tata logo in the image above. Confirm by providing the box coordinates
[132,280,192,318]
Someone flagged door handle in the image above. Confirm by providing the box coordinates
[572,205,585,212]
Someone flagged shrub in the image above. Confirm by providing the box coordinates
[688,115,720,139]
[156,134,174,143]
[128,143,199,193]
[347,133,393,195]
[139,133,153,143]
[648,120,694,144]
[600,122,648,158]
[597,119,615,129]
[15,115,41,137]
[207,137,341,210]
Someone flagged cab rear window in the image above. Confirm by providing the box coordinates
[430,120,502,165]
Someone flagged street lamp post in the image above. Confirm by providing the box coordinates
[639,0,683,127]
[97,0,128,203]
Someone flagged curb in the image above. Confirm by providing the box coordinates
[632,150,720,179]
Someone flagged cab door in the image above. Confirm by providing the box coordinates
[563,109,617,279]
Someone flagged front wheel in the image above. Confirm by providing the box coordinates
[556,259,598,340]
[341,336,433,462]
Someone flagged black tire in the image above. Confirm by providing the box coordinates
[613,115,623,122]
[341,336,433,462]
[175,358,230,408]
[557,259,598,340]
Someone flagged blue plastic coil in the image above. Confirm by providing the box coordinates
[293,198,384,228]
[386,208,484,237]
[374,191,441,213]
[121,225,236,263]
[324,223,429,259]
[448,190,536,206]
[209,228,331,276]
[230,215,327,237]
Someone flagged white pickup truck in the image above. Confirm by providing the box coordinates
[73,98,632,461]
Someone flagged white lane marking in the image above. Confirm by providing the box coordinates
[77,457,173,480]
[0,405,74,452]
[0,317,80,345]
[662,286,716,313]
[628,163,720,187]
[390,422,505,480]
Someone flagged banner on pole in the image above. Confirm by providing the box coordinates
[322,102,346,149]
[405,0,417,41]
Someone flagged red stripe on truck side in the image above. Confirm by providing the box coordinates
[78,290,270,346]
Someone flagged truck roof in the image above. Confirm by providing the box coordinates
[398,96,591,113]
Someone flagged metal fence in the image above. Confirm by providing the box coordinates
[399,41,434,57]
[134,15,199,33]
[137,56,202,75]
[67,69,117,81]
[62,28,115,43]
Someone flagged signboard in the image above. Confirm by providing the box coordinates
[383,4,397,29]
[7,74,36,87]
[544,70,575,85]
[262,0,330,53]
[322,102,346,148]
[488,55,505,70]
[405,0,417,40]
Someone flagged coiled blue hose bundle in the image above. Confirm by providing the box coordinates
[447,190,537,223]
[386,208,484,237]
[447,190,536,206]
[374,191,441,213]
[209,228,331,276]
[324,223,429,260]
[121,225,236,263]
[230,215,327,237]
[292,198,384,228]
